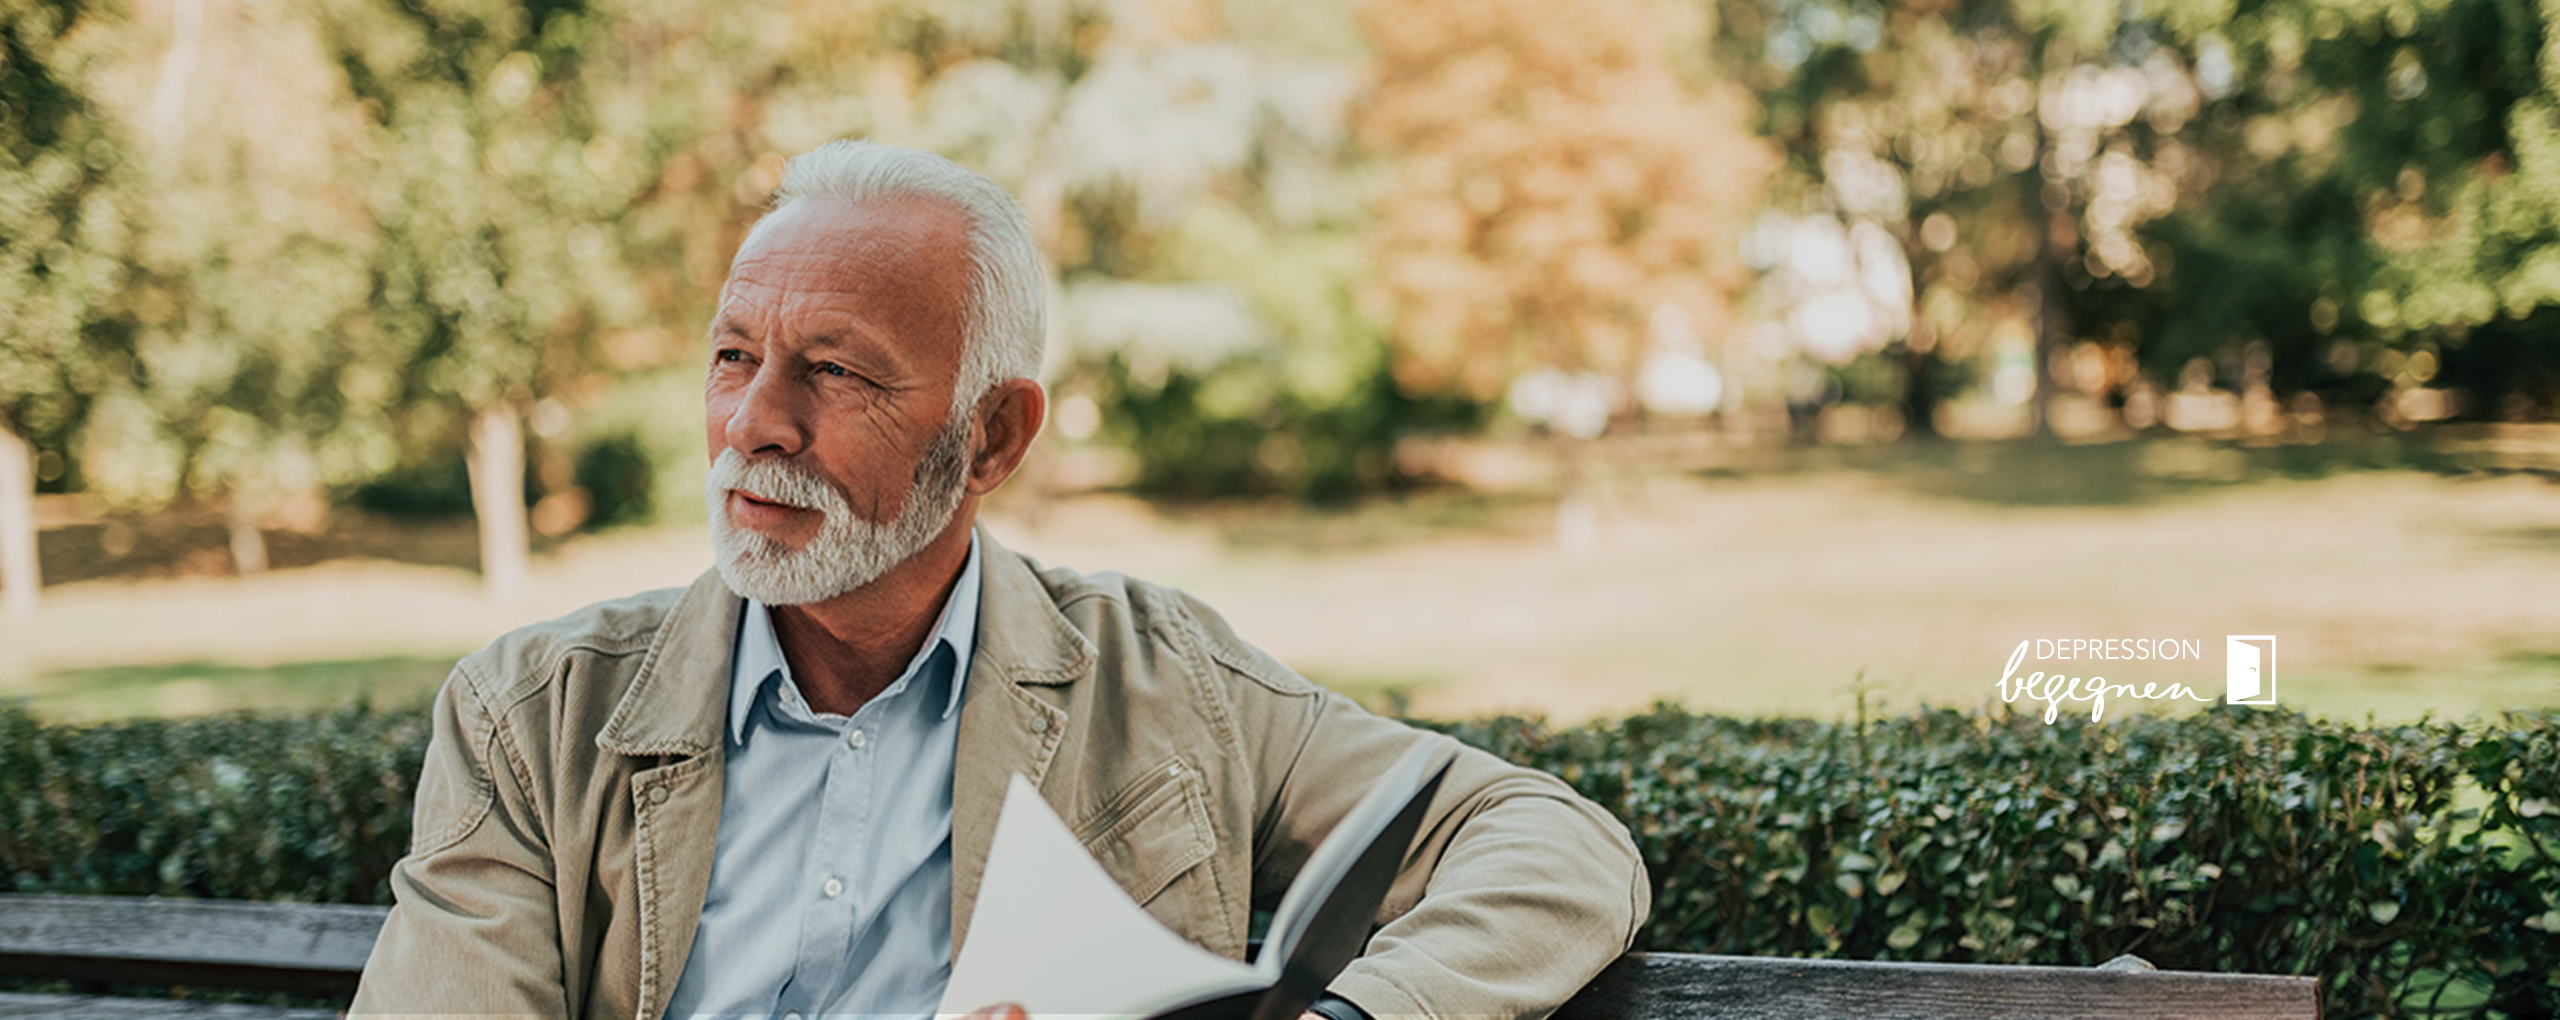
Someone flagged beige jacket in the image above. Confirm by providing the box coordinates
[350,531,1648,1019]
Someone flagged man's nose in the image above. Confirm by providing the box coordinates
[722,366,808,458]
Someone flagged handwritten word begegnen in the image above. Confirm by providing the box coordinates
[1997,640,2214,723]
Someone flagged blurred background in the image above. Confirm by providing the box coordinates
[1,0,2555,724]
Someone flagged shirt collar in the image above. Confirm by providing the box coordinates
[727,534,983,745]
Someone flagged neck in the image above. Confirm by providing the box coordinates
[767,508,977,717]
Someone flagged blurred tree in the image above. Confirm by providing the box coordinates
[1709,0,2557,438]
[2256,0,2559,420]
[87,0,388,574]
[294,0,672,598]
[2121,2,2390,428]
[600,0,915,333]
[1359,0,1769,533]
[2027,0,2554,427]
[866,0,1447,501]
[0,0,132,615]
[1705,0,2189,437]
[1360,0,1770,403]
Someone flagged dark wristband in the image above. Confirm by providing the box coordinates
[1307,993,1372,1020]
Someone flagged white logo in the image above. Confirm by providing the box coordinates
[1995,640,2214,723]
[2226,636,2277,705]
[1996,634,2283,722]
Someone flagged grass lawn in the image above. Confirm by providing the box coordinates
[6,434,2557,724]
[10,657,457,721]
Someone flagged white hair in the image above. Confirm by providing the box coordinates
[757,140,1047,413]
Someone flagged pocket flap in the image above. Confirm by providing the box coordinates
[1078,759,1215,907]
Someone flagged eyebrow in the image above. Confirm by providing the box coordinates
[708,317,753,342]
[705,304,905,369]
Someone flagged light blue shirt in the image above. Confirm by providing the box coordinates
[667,538,981,1020]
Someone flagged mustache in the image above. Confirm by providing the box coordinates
[705,450,848,514]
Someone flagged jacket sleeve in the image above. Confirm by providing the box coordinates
[350,662,571,1019]
[1185,596,1650,1020]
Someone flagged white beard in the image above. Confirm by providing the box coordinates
[704,415,972,605]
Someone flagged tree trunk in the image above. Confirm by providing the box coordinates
[466,404,530,601]
[1554,434,1598,553]
[2026,119,2068,439]
[2031,207,2069,437]
[0,424,39,619]
[1898,227,1941,441]
[1897,339,1941,440]
[227,491,269,575]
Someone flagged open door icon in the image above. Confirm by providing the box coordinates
[2226,636,2277,705]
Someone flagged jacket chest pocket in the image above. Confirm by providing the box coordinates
[1075,757,1216,910]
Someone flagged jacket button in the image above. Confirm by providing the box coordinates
[1029,715,1051,734]
[646,785,670,805]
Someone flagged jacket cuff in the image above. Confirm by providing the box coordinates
[1307,993,1373,1020]
[1324,969,1426,1019]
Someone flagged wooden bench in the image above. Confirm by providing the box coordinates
[1554,953,2320,1019]
[0,894,2320,1018]
[0,895,381,1018]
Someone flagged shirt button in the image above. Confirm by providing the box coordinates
[1030,715,1051,734]
[846,728,867,749]
[646,786,669,805]
[822,877,844,898]
[784,1012,803,1020]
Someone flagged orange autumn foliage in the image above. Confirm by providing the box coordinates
[1359,0,1773,401]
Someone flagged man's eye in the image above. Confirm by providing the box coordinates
[817,363,854,379]
[712,349,747,364]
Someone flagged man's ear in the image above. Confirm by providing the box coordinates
[966,378,1047,496]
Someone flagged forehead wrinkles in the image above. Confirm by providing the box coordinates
[716,251,867,317]
[716,198,973,336]
[732,197,970,281]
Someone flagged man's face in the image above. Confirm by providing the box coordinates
[702,196,978,604]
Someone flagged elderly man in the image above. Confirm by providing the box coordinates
[350,140,1645,1020]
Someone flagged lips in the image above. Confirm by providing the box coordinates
[705,449,845,529]
[730,489,806,511]
[725,490,820,530]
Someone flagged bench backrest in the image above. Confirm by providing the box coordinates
[0,894,387,998]
[1556,952,2321,1019]
[0,894,2321,1017]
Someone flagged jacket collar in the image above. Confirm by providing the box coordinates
[594,525,1093,759]
[950,526,1096,951]
[598,569,740,758]
[963,526,1095,691]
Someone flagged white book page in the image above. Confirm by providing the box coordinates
[937,775,1261,1020]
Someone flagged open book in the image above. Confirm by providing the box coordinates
[936,741,1457,1020]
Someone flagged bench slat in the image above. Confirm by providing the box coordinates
[1554,953,2321,1020]
[0,992,338,1019]
[0,896,384,997]
[0,895,2322,1018]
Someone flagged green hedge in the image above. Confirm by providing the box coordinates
[1436,706,2560,1019]
[0,703,424,905]
[4,702,2554,1016]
